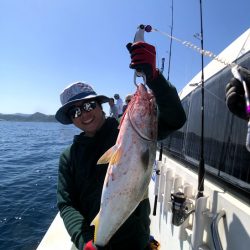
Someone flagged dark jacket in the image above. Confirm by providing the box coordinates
[57,73,186,249]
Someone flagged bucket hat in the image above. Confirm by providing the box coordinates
[55,82,109,124]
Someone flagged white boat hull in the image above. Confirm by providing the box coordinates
[149,153,250,250]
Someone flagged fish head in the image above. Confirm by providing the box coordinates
[126,84,158,141]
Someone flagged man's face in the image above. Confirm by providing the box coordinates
[109,99,114,106]
[69,100,105,137]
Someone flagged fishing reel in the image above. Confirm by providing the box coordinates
[231,65,250,152]
[171,192,194,226]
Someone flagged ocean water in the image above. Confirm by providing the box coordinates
[0,121,80,250]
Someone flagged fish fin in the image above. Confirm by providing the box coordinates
[97,145,118,165]
[97,145,122,165]
[110,146,123,165]
[91,212,100,243]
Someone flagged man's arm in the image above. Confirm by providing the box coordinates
[147,72,186,140]
[57,147,94,249]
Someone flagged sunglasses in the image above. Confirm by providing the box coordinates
[68,101,97,119]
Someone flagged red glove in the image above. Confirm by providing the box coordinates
[127,41,159,83]
[83,240,98,250]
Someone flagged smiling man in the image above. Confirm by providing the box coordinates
[55,41,186,250]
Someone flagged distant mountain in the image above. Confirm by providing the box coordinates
[13,113,31,117]
[0,112,57,122]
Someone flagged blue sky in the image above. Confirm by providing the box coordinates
[0,0,249,115]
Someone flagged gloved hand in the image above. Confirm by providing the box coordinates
[83,240,107,250]
[126,41,159,83]
[83,240,98,250]
[148,235,160,250]
[225,66,250,120]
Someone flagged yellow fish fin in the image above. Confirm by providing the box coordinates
[91,212,100,243]
[110,146,123,165]
[97,145,117,164]
[97,145,120,165]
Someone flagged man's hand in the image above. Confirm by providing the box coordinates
[83,240,107,250]
[127,41,159,83]
[225,67,250,120]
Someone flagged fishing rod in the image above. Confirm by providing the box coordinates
[152,57,166,217]
[197,0,205,199]
[157,58,166,166]
[167,0,174,81]
[160,58,165,74]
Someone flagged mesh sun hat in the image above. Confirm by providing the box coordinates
[55,82,109,124]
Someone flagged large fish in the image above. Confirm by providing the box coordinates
[92,83,158,246]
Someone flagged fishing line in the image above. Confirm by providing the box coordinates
[138,24,249,77]
[152,24,250,152]
[137,24,249,115]
[150,25,250,151]
[134,24,244,104]
[152,28,239,68]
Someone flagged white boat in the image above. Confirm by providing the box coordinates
[37,28,250,250]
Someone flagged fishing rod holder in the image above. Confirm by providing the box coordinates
[171,192,194,226]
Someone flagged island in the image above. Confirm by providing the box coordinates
[0,112,57,122]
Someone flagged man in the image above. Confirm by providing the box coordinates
[225,66,250,120]
[113,94,123,118]
[122,94,133,113]
[108,97,119,120]
[55,41,186,250]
